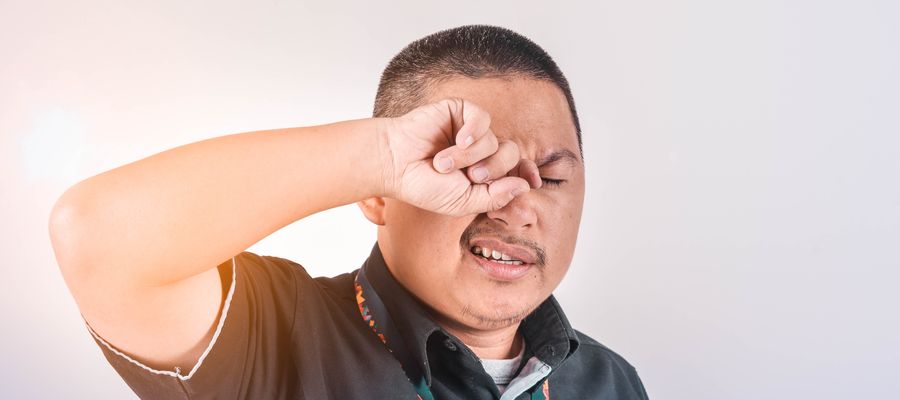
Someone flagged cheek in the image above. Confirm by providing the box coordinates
[387,204,474,281]
[540,193,583,277]
[411,214,471,262]
[389,204,463,247]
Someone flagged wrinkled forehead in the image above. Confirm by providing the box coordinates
[424,75,581,162]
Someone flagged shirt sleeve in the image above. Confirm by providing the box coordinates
[87,251,300,400]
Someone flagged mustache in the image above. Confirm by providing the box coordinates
[459,225,548,267]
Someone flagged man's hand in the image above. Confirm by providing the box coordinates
[380,98,542,216]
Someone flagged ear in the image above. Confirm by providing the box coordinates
[357,197,387,226]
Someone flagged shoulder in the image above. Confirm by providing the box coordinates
[228,251,313,293]
[553,330,649,399]
[233,251,351,284]
[572,329,637,372]
[232,251,306,277]
[230,250,358,306]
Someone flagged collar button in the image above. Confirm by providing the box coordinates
[443,339,458,351]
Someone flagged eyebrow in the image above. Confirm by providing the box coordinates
[536,149,581,167]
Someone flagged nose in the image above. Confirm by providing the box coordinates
[487,158,540,229]
[486,192,538,230]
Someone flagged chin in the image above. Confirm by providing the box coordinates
[456,294,541,329]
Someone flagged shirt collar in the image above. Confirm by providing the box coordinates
[359,242,581,385]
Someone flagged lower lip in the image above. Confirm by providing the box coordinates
[466,251,533,281]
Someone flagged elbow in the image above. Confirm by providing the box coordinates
[48,186,95,281]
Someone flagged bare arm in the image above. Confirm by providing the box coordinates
[48,99,536,371]
[49,118,391,369]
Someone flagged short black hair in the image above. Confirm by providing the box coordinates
[373,24,582,153]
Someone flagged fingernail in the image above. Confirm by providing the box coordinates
[436,156,453,172]
[471,167,488,182]
[463,135,474,148]
[511,187,526,197]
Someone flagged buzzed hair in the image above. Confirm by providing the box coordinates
[373,24,583,153]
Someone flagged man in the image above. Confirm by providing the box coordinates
[49,25,648,399]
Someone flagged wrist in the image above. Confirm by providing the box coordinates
[373,117,399,199]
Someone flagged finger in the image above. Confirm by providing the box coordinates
[452,176,530,216]
[511,158,543,189]
[453,100,492,150]
[466,140,520,183]
[432,129,499,173]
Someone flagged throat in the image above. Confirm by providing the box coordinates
[443,324,524,360]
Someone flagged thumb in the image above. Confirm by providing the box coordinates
[454,176,530,215]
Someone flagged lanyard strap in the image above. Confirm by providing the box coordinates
[355,266,434,400]
[354,267,549,400]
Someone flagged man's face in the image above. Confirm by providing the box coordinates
[379,76,585,331]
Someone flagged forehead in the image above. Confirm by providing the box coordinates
[423,75,580,159]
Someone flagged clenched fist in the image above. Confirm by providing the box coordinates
[379,98,543,216]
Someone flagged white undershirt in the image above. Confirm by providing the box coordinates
[480,344,526,394]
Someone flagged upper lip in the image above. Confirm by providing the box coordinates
[467,237,538,265]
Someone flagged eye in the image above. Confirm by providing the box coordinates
[541,178,565,187]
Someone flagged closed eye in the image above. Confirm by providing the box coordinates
[541,178,565,187]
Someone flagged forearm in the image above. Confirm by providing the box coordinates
[49,117,390,287]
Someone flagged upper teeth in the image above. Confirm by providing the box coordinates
[471,246,523,265]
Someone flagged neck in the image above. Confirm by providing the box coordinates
[439,321,524,360]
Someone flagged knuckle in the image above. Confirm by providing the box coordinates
[508,143,522,160]
[505,140,519,154]
[458,149,476,167]
[440,98,460,114]
[492,196,508,211]
[468,102,489,122]
[487,135,499,152]
[501,155,519,172]
[497,141,514,159]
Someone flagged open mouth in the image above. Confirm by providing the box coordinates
[470,246,525,265]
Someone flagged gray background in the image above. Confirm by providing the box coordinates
[2,0,898,398]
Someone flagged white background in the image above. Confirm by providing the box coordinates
[2,0,898,398]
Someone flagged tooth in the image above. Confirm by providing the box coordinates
[491,250,501,260]
[482,247,491,258]
[501,253,511,261]
[473,246,482,254]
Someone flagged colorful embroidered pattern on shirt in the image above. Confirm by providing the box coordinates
[355,280,386,343]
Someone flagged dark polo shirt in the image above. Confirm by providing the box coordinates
[88,243,649,399]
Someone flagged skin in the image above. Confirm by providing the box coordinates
[360,76,585,359]
[49,73,582,373]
